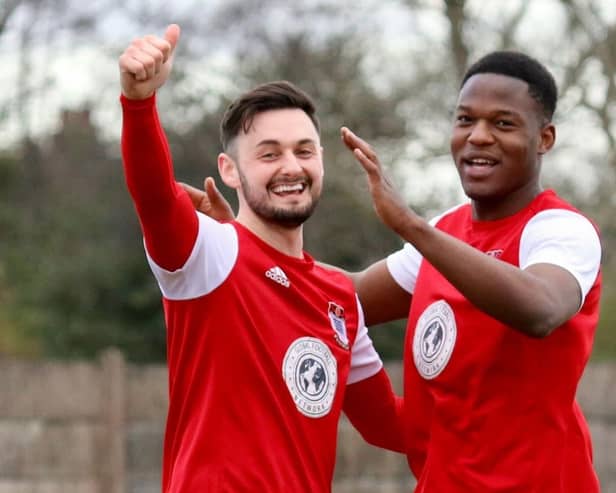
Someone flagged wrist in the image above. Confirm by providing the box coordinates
[391,209,423,238]
[120,92,156,109]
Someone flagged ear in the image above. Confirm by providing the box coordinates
[218,153,240,189]
[538,123,556,155]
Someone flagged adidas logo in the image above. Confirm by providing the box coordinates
[265,266,290,288]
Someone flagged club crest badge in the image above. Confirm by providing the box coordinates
[328,302,349,349]
[413,300,457,380]
[282,337,338,418]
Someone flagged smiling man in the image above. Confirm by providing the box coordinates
[118,24,404,493]
[342,51,603,492]
[165,49,604,492]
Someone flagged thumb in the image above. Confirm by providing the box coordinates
[164,24,181,54]
[204,177,235,220]
[204,177,223,203]
[178,182,207,209]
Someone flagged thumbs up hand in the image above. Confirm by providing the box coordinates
[119,24,181,100]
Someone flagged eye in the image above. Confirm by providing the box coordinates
[455,114,472,125]
[260,152,278,160]
[296,148,315,158]
[495,119,515,128]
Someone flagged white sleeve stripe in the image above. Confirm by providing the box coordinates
[520,209,601,303]
[386,203,467,294]
[347,296,383,385]
[146,213,238,300]
[387,244,421,294]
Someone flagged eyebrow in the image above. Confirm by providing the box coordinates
[455,105,521,118]
[255,138,318,147]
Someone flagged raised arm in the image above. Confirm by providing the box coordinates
[341,126,592,338]
[183,177,411,324]
[119,24,198,271]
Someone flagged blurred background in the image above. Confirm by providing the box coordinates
[0,0,615,491]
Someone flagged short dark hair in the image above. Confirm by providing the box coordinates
[220,80,320,152]
[461,51,558,122]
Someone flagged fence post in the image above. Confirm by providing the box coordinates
[101,348,127,493]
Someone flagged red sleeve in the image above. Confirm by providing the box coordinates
[120,93,198,271]
[342,368,406,453]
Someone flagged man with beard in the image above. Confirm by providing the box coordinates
[119,24,404,493]
[190,51,603,492]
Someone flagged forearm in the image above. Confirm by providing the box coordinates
[399,213,579,337]
[354,260,411,325]
[121,93,198,270]
[343,368,405,453]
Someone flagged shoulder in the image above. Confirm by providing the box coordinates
[523,196,601,241]
[430,202,471,229]
[520,205,601,300]
[522,191,601,254]
[148,213,239,300]
[532,191,599,227]
[313,262,356,290]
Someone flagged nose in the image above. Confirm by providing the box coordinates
[279,150,303,174]
[467,120,495,146]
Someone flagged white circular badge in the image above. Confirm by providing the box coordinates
[283,337,338,418]
[413,300,457,379]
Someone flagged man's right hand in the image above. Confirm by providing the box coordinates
[119,24,181,100]
[180,177,235,222]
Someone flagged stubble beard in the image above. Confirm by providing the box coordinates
[239,173,320,229]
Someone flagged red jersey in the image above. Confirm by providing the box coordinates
[120,94,392,492]
[388,191,602,492]
[155,219,371,492]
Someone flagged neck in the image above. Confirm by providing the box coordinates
[236,211,304,258]
[471,182,543,221]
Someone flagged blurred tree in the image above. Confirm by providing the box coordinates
[181,0,415,357]
[397,0,616,358]
[3,109,167,361]
[0,0,615,361]
[0,1,21,33]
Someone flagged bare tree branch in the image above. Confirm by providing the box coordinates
[500,0,531,48]
[0,0,22,35]
[444,0,468,81]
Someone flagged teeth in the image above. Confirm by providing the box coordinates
[272,183,304,193]
[469,158,495,165]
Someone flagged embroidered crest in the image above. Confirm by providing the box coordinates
[413,300,457,379]
[282,337,338,418]
[328,302,349,349]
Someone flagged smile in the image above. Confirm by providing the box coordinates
[464,157,497,166]
[270,183,307,195]
[461,156,500,179]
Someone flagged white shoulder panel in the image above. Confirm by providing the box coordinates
[145,213,238,300]
[520,209,601,302]
[386,203,467,294]
[347,297,384,385]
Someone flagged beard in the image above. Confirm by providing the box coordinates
[239,171,320,228]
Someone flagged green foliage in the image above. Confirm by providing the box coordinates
[2,0,616,364]
[593,263,616,360]
[595,297,616,360]
[368,320,407,361]
[0,113,167,362]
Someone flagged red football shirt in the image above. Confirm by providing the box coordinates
[388,191,602,492]
[120,94,389,492]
